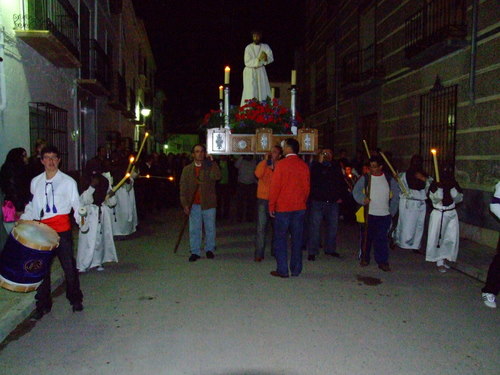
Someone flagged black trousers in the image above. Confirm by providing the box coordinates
[482,252,500,296]
[35,230,83,311]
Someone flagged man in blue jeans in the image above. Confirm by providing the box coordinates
[268,139,310,278]
[352,156,399,271]
[180,144,221,262]
[307,148,348,261]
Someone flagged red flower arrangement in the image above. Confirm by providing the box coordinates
[201,98,304,134]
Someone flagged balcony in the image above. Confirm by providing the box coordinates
[77,39,111,96]
[341,43,385,95]
[405,0,467,68]
[13,0,80,68]
[108,71,127,111]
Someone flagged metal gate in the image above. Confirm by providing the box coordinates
[419,77,457,176]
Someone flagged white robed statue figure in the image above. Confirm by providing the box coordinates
[77,172,118,272]
[241,30,274,106]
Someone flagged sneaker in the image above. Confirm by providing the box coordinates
[482,293,497,308]
[189,254,201,262]
[97,266,105,271]
[72,302,84,312]
[206,251,215,259]
[360,260,369,267]
[378,263,392,272]
[307,255,316,261]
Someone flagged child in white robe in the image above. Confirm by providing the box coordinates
[77,172,118,272]
[425,166,463,272]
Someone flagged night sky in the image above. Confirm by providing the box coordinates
[132,0,305,133]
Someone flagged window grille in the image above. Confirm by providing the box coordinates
[29,102,68,170]
[419,77,457,175]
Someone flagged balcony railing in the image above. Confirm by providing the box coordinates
[341,43,384,89]
[13,0,79,67]
[405,0,467,60]
[78,39,111,95]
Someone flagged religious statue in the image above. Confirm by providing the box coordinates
[240,30,274,106]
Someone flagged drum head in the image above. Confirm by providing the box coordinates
[12,220,60,251]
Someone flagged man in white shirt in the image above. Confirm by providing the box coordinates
[241,30,274,106]
[21,146,83,319]
[353,156,400,271]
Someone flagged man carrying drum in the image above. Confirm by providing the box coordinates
[21,146,84,319]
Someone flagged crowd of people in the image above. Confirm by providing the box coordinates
[0,138,499,318]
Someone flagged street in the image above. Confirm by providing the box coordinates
[0,208,499,375]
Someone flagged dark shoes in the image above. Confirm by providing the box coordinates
[254,257,263,262]
[325,252,341,258]
[270,271,289,278]
[72,302,84,312]
[31,307,51,320]
[360,260,369,267]
[378,263,392,272]
[206,251,215,259]
[189,254,201,262]
[307,255,316,261]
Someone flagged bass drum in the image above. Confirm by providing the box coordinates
[0,220,59,292]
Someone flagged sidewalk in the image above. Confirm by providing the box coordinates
[0,221,497,345]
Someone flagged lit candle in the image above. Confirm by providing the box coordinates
[125,155,135,174]
[135,132,149,164]
[219,85,223,100]
[291,70,297,85]
[431,149,440,182]
[224,66,230,84]
[112,173,131,193]
[271,87,275,99]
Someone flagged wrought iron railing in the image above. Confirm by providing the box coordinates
[81,39,111,90]
[405,0,467,55]
[13,0,79,60]
[342,43,384,86]
[419,77,458,174]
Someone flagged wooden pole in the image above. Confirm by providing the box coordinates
[380,151,409,197]
[173,185,200,253]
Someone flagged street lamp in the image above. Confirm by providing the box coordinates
[141,108,151,118]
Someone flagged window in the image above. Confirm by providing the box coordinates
[360,113,378,153]
[29,102,68,169]
[419,77,457,174]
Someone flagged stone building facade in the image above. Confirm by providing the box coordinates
[299,0,499,246]
[0,0,158,172]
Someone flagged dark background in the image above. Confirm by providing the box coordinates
[133,0,305,132]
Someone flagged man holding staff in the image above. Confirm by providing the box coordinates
[21,146,84,319]
[180,144,221,262]
[353,156,400,271]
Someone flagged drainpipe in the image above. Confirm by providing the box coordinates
[468,0,479,105]
[0,27,7,111]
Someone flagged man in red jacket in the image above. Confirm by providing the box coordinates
[268,138,310,277]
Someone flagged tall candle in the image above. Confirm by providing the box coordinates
[112,173,131,193]
[224,66,230,84]
[135,132,149,164]
[271,87,275,99]
[362,139,371,158]
[125,155,135,174]
[431,149,440,182]
[291,70,297,85]
[219,85,223,100]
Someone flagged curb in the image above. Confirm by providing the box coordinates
[0,263,64,344]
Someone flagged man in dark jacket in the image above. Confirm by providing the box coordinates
[307,148,348,261]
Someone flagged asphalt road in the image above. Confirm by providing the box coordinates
[1,209,498,375]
